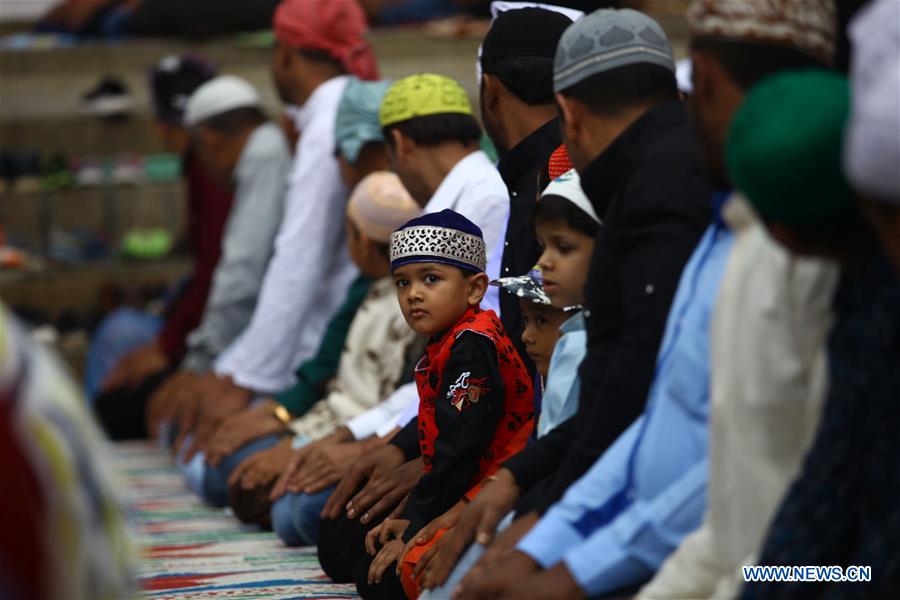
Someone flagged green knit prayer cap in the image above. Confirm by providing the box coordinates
[726,70,853,225]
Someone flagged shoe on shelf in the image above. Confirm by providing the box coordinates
[143,153,181,183]
[79,76,133,117]
[74,156,105,187]
[112,153,144,185]
[0,152,14,195]
[41,152,75,191]
[11,151,42,195]
[122,228,174,260]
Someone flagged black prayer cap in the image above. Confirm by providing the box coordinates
[150,54,217,124]
[481,7,573,61]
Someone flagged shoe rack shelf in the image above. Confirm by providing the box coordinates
[0,180,185,262]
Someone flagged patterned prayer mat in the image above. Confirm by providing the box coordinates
[113,441,359,599]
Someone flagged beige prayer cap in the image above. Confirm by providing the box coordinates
[687,0,837,65]
[347,172,422,244]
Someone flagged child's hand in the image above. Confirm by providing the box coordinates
[365,517,410,584]
[368,539,405,585]
[365,521,385,556]
[380,517,410,543]
[402,499,466,581]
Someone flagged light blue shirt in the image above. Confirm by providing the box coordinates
[517,223,734,596]
[537,312,586,438]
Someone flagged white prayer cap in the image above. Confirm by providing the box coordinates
[540,168,601,224]
[184,75,261,128]
[843,0,900,203]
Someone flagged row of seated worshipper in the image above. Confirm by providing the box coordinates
[84,0,900,598]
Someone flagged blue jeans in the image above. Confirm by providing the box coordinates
[271,486,335,547]
[84,308,161,400]
[202,435,282,507]
[174,434,207,498]
[175,434,281,507]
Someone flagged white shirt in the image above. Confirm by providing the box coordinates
[182,122,289,372]
[345,149,510,439]
[422,149,509,314]
[638,195,839,599]
[347,381,419,440]
[216,76,357,393]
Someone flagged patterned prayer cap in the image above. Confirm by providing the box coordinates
[490,272,551,305]
[390,209,486,273]
[379,74,473,128]
[336,78,392,163]
[554,8,674,93]
[726,70,853,224]
[347,171,421,244]
[688,0,837,65]
[150,54,217,124]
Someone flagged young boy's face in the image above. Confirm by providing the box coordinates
[520,300,567,379]
[535,219,595,309]
[392,262,487,335]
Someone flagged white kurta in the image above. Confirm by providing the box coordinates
[216,76,357,393]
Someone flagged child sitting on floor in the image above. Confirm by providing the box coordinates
[411,168,601,598]
[528,168,600,436]
[353,209,534,599]
[490,272,572,435]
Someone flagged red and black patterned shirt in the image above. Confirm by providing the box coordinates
[391,305,534,535]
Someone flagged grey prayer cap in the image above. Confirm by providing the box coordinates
[554,8,674,93]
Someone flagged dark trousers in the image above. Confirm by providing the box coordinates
[93,368,172,440]
[317,513,407,599]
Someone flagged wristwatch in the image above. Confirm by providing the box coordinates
[273,404,292,426]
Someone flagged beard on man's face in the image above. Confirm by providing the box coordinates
[479,88,507,157]
[688,94,730,191]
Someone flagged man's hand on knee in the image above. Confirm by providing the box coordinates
[321,444,408,520]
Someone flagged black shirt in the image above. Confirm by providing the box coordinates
[390,332,505,538]
[504,101,712,514]
[497,117,563,370]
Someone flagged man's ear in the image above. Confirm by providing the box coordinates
[481,74,500,112]
[194,126,215,153]
[467,272,490,306]
[556,92,579,147]
[690,50,718,106]
[390,128,412,162]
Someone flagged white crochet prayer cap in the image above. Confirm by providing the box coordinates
[541,168,601,224]
[184,75,261,127]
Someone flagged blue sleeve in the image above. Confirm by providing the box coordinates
[517,417,642,565]
[562,458,707,595]
[519,454,708,597]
